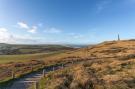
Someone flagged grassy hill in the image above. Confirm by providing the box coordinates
[38,40,135,89]
[0,43,74,55]
[0,43,76,83]
[2,40,135,89]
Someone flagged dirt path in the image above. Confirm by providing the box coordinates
[2,62,73,89]
[8,67,62,89]
[0,59,89,89]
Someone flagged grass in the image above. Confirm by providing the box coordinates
[0,51,65,64]
[0,43,74,55]
[0,50,70,84]
[38,64,93,89]
[37,40,135,89]
[2,40,135,89]
[39,67,73,89]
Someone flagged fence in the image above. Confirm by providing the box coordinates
[0,63,43,82]
[0,58,90,89]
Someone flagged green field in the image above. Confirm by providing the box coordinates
[0,43,75,64]
[0,51,64,64]
[0,43,74,55]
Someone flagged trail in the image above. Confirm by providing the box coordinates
[7,65,62,89]
[0,58,91,89]
[2,62,75,89]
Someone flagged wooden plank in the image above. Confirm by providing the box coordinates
[18,80,37,83]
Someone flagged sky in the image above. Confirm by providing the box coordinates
[0,0,135,44]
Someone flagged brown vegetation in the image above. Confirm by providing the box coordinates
[38,40,135,89]
[2,40,135,89]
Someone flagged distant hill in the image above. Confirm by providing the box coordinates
[66,44,88,48]
[63,44,94,48]
[0,43,74,55]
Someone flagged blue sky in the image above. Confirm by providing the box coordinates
[0,0,135,44]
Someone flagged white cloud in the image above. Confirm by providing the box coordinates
[17,22,29,29]
[0,27,40,44]
[44,27,62,33]
[0,28,15,43]
[17,22,37,33]
[28,26,37,33]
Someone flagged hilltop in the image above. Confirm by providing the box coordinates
[38,40,135,89]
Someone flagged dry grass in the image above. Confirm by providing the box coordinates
[38,40,135,89]
[2,40,135,89]
[39,64,92,89]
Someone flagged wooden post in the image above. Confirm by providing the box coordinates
[35,81,39,89]
[61,64,64,69]
[72,61,74,64]
[86,47,88,57]
[12,71,15,79]
[31,61,33,72]
[53,67,55,71]
[31,64,33,72]
[43,69,45,77]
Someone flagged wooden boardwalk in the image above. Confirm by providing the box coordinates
[4,65,63,89]
[0,60,84,89]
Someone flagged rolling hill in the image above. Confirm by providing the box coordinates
[1,40,135,89]
[0,43,75,55]
[38,40,135,89]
